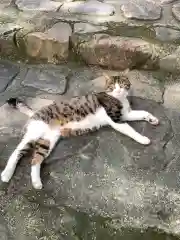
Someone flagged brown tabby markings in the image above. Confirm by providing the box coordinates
[31,139,50,165]
[28,74,130,165]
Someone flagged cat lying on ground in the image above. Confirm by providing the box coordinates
[1,70,159,189]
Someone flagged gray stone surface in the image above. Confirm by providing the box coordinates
[0,61,19,93]
[0,23,22,58]
[0,61,179,239]
[160,0,176,3]
[1,0,12,7]
[163,76,180,109]
[21,66,69,94]
[121,0,162,20]
[159,47,180,72]
[25,22,72,63]
[15,0,62,11]
[60,0,115,16]
[127,70,163,102]
[74,22,108,34]
[172,2,180,22]
[154,27,180,42]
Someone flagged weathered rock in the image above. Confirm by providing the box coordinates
[21,66,69,94]
[72,34,160,70]
[172,3,180,22]
[74,22,108,34]
[60,0,115,15]
[159,47,180,72]
[154,27,180,42]
[0,7,19,24]
[121,0,162,20]
[0,23,22,58]
[160,0,175,3]
[15,0,62,11]
[163,80,180,109]
[1,0,12,7]
[24,22,72,63]
[127,70,163,102]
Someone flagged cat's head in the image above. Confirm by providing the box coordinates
[103,69,131,98]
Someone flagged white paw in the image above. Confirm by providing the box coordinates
[32,181,43,190]
[138,136,151,145]
[147,115,159,126]
[1,169,13,182]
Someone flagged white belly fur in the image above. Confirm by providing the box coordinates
[64,107,108,131]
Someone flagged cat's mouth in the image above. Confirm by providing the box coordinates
[114,88,129,98]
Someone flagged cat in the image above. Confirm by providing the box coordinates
[1,70,159,190]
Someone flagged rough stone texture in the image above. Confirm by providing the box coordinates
[0,7,19,24]
[72,34,160,70]
[159,47,180,72]
[127,70,163,102]
[154,27,180,42]
[60,0,115,16]
[74,22,108,34]
[0,23,22,58]
[21,66,69,94]
[172,2,180,22]
[160,0,175,3]
[0,62,180,239]
[15,0,62,11]
[24,22,72,63]
[163,78,180,109]
[1,0,12,7]
[121,0,162,20]
[0,61,19,93]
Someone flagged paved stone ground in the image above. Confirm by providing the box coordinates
[1,0,180,239]
[0,60,179,240]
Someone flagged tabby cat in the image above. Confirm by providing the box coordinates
[1,70,159,189]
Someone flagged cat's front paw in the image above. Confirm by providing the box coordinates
[138,136,151,145]
[147,115,159,126]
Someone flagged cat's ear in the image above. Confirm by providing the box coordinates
[122,68,130,75]
[102,72,111,80]
[102,72,112,85]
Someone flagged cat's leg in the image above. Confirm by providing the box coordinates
[1,134,35,183]
[122,110,159,125]
[31,129,60,189]
[98,109,151,145]
[110,122,150,145]
[1,120,48,183]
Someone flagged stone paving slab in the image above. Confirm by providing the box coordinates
[0,61,19,93]
[22,66,68,94]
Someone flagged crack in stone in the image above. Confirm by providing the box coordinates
[161,111,177,171]
[161,85,166,104]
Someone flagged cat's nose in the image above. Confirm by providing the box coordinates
[115,83,120,90]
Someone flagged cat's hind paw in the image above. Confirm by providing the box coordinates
[138,136,151,145]
[32,180,43,190]
[1,169,13,183]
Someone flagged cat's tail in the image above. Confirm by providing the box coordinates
[6,97,34,117]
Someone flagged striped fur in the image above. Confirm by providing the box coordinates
[1,71,159,189]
